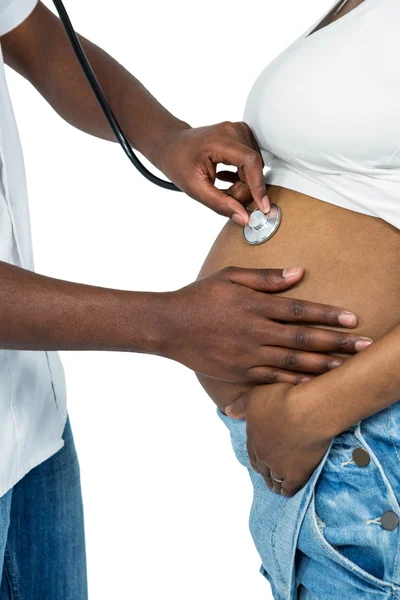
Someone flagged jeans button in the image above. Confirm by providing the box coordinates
[381,510,399,531]
[352,447,370,467]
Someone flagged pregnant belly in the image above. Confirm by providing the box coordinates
[196,185,400,411]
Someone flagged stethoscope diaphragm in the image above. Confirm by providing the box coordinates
[243,203,282,245]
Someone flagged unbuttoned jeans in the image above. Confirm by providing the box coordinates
[217,399,400,600]
[0,414,88,599]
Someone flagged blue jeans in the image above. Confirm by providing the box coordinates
[217,399,400,600]
[0,413,88,598]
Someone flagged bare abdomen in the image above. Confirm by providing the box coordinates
[196,185,400,411]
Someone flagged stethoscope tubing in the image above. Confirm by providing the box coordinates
[52,0,181,192]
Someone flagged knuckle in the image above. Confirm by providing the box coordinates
[293,328,311,348]
[245,151,262,166]
[284,351,299,369]
[333,334,355,351]
[213,201,228,216]
[325,309,340,325]
[237,121,249,131]
[253,180,266,190]
[263,368,278,384]
[289,300,307,319]
[259,268,276,286]
[219,120,236,135]
[220,265,237,278]
[319,357,335,372]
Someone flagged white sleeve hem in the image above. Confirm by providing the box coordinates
[0,0,38,36]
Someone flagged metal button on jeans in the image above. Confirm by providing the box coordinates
[380,511,399,531]
[352,447,370,467]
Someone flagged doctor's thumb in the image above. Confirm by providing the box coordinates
[225,266,304,293]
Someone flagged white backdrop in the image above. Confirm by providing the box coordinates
[6,1,332,597]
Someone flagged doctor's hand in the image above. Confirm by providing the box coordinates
[225,382,333,497]
[160,265,371,384]
[155,121,269,224]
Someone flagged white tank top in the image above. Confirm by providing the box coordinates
[243,0,400,230]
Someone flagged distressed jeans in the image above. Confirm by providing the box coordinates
[217,398,400,600]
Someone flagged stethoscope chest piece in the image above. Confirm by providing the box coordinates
[243,203,281,245]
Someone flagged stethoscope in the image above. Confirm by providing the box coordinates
[52,0,281,246]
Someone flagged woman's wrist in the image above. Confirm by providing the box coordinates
[293,323,400,438]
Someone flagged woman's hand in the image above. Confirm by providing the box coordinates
[225,382,333,497]
[155,121,269,225]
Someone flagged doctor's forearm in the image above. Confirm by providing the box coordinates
[0,260,170,353]
[1,1,190,170]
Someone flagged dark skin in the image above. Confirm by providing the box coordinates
[0,2,372,382]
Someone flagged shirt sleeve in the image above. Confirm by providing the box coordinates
[0,0,38,36]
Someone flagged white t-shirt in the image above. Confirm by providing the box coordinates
[243,0,400,230]
[0,0,67,497]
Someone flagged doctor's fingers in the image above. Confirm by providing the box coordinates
[259,294,361,328]
[208,140,269,213]
[245,348,349,383]
[256,321,373,355]
[216,169,257,208]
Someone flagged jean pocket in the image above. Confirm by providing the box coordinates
[309,432,400,587]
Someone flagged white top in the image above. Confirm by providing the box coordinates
[0,0,67,497]
[244,0,400,230]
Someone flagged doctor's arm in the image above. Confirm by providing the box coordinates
[1,1,269,223]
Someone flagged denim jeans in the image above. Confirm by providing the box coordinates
[217,399,400,600]
[0,413,88,599]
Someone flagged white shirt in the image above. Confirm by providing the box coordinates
[0,0,67,497]
[244,0,400,230]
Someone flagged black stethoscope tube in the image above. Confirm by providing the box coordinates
[51,0,181,192]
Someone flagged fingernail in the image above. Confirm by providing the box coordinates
[232,213,247,226]
[329,359,343,369]
[300,376,313,382]
[262,196,270,213]
[338,311,357,326]
[355,338,373,351]
[225,405,232,415]
[282,266,301,278]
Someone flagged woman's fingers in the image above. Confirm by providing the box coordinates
[270,471,284,494]
[246,438,259,473]
[257,460,278,491]
[248,440,284,493]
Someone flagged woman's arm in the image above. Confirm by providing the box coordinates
[291,320,400,437]
[229,320,400,435]
[226,321,400,496]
